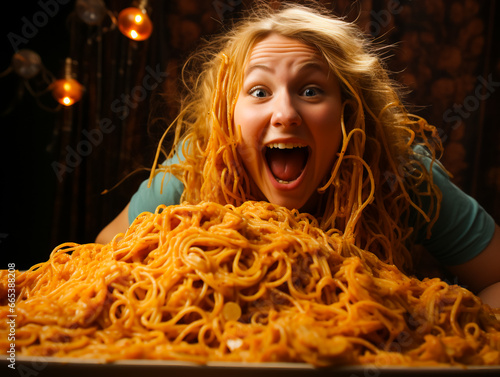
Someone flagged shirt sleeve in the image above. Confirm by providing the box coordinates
[128,154,184,224]
[413,160,495,266]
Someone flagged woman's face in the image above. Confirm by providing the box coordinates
[234,34,343,212]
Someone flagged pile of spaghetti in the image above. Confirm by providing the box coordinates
[1,201,500,366]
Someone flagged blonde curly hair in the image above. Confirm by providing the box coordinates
[151,2,443,272]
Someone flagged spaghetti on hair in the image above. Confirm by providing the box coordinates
[150,4,444,274]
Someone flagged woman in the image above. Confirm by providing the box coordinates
[96,3,500,307]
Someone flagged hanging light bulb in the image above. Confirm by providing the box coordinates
[117,0,152,41]
[11,49,42,79]
[52,58,84,106]
[75,0,107,26]
[52,78,83,106]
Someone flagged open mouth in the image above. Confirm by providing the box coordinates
[265,143,309,184]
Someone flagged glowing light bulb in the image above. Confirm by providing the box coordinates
[118,7,152,41]
[52,78,83,106]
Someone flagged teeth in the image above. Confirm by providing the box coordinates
[276,178,292,184]
[267,143,306,149]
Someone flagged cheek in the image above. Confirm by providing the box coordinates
[235,108,263,157]
[314,105,342,138]
[326,123,342,148]
[235,121,260,166]
[313,112,343,166]
[237,140,257,166]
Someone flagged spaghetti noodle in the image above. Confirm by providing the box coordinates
[1,201,499,366]
[155,43,444,275]
[2,5,497,368]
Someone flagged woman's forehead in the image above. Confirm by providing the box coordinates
[242,33,330,79]
[248,33,321,62]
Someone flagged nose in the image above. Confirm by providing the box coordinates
[270,91,302,128]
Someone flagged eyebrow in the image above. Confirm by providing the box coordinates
[245,64,273,76]
[296,60,329,73]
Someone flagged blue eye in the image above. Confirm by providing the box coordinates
[249,87,268,98]
[303,87,320,97]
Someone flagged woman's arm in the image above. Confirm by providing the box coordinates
[478,282,500,308]
[95,203,130,244]
[447,224,500,308]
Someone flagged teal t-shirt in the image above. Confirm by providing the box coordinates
[128,153,184,224]
[128,153,495,267]
[410,155,495,266]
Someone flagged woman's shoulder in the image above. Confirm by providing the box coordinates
[127,151,185,224]
[409,145,495,266]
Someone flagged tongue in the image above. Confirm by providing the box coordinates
[267,148,307,182]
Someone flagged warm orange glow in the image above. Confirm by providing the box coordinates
[118,7,152,41]
[52,78,83,106]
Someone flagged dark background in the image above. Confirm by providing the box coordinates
[1,0,499,270]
